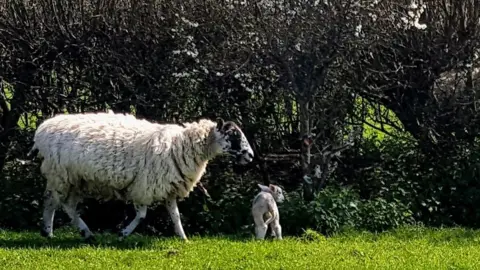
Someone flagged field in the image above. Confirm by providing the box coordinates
[1,226,480,269]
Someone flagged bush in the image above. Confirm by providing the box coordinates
[0,129,477,237]
[309,186,362,235]
[278,189,314,236]
[359,197,415,232]
[0,162,44,229]
[280,184,415,236]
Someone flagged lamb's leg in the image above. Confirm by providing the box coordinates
[61,195,94,240]
[165,197,188,241]
[40,190,60,238]
[264,212,276,237]
[253,214,268,240]
[119,204,147,239]
[271,218,282,240]
[269,222,276,237]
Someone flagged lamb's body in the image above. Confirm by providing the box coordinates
[32,111,254,241]
[251,184,284,240]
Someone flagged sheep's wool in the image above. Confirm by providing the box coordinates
[33,111,219,205]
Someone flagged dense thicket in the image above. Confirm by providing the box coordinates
[1,0,480,236]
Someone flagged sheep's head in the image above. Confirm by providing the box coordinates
[215,118,254,165]
[258,184,285,203]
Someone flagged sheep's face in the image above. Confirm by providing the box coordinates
[258,184,285,203]
[215,118,254,165]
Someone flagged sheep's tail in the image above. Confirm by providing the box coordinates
[15,144,39,166]
[197,182,211,198]
[26,144,39,159]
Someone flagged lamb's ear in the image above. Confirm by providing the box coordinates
[258,184,271,192]
[269,184,277,192]
[216,117,225,131]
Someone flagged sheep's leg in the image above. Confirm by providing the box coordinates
[165,197,188,241]
[253,214,268,240]
[264,212,276,237]
[40,190,60,238]
[271,218,282,240]
[61,195,94,240]
[118,204,147,239]
[269,222,276,237]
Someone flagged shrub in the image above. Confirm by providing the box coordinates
[280,185,416,236]
[359,197,415,232]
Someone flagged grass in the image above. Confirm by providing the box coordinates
[1,226,480,269]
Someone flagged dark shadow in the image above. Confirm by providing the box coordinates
[0,229,262,250]
[0,231,178,250]
[186,232,280,243]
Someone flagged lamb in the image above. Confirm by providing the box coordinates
[28,111,254,241]
[251,183,285,240]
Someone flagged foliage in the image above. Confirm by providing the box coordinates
[308,186,363,235]
[299,228,327,242]
[347,0,480,153]
[359,197,415,232]
[280,184,414,235]
[0,155,414,236]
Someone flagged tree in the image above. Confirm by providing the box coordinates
[347,0,480,155]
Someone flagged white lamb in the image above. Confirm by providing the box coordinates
[251,184,285,240]
[28,111,254,241]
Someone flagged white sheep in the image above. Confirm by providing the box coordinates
[29,111,254,241]
[251,184,285,240]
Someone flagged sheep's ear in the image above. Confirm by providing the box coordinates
[216,117,225,130]
[269,184,277,192]
[258,184,270,192]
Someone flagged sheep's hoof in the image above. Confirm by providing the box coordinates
[84,235,96,244]
[40,229,53,239]
[117,231,128,241]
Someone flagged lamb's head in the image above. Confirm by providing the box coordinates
[258,184,285,203]
[214,118,254,165]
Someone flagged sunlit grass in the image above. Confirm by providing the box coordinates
[1,226,480,269]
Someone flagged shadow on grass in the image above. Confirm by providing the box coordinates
[0,230,182,250]
[192,233,254,242]
[0,229,258,250]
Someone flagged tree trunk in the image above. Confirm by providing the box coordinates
[299,99,314,201]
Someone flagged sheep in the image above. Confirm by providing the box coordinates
[29,111,254,241]
[251,183,285,240]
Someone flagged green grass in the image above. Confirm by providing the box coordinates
[1,226,480,269]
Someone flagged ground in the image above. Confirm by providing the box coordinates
[1,226,480,269]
